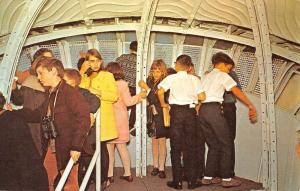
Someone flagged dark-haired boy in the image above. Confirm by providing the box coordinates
[198,52,257,187]
[157,55,205,190]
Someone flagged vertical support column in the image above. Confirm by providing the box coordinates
[58,40,73,68]
[172,34,185,65]
[0,0,48,99]
[198,38,216,77]
[30,45,40,59]
[229,44,246,64]
[86,35,97,50]
[116,32,125,56]
[246,0,277,190]
[136,0,159,177]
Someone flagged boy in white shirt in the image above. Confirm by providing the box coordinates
[198,52,257,188]
[157,55,205,190]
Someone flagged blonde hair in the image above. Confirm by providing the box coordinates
[148,59,167,82]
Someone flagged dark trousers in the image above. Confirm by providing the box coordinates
[78,142,109,184]
[101,142,109,183]
[195,117,206,179]
[223,103,237,177]
[169,105,197,183]
[128,86,136,131]
[198,103,233,178]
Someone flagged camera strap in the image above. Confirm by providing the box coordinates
[47,81,62,120]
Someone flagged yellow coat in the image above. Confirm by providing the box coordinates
[80,71,119,141]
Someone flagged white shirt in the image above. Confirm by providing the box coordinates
[200,68,237,103]
[158,71,202,105]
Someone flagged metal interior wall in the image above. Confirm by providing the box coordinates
[246,0,278,190]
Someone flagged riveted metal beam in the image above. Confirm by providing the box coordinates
[246,0,278,190]
[0,0,48,100]
[135,0,159,177]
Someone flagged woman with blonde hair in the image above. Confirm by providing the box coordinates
[79,49,119,188]
[139,59,169,178]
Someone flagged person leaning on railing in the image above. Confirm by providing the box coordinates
[12,58,91,189]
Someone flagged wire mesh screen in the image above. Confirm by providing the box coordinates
[253,58,286,95]
[272,58,285,84]
[98,40,118,65]
[183,45,202,74]
[69,41,88,69]
[17,48,32,71]
[253,78,260,95]
[235,52,256,90]
[154,43,174,68]
[40,44,62,60]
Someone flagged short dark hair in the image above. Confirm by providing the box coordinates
[167,67,177,75]
[77,58,85,71]
[33,48,53,61]
[176,54,193,69]
[211,52,234,67]
[64,69,82,86]
[35,57,65,78]
[106,62,124,81]
[130,41,138,52]
[0,92,6,110]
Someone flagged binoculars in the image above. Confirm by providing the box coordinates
[41,116,58,139]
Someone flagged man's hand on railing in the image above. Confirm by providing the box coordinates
[70,150,81,162]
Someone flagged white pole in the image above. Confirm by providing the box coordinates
[79,149,100,191]
[95,110,101,191]
[55,159,75,191]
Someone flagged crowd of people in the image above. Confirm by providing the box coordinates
[0,40,265,191]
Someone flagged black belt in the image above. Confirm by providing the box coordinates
[170,104,195,109]
[202,102,221,105]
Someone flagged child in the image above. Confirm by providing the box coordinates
[157,55,205,189]
[139,59,169,179]
[106,62,146,184]
[63,69,100,187]
[198,52,256,188]
[79,49,119,187]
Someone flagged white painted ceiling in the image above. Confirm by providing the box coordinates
[0,0,299,44]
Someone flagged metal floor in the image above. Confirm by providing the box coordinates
[90,167,263,191]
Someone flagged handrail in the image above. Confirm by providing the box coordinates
[55,109,101,191]
[55,158,75,191]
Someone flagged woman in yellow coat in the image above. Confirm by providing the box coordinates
[79,48,118,186]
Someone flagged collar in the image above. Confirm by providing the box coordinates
[49,80,64,94]
[177,71,188,76]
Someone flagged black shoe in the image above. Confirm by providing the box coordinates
[130,127,136,136]
[167,181,183,190]
[187,181,201,189]
[107,176,114,183]
[151,168,159,176]
[158,171,166,179]
[120,175,133,182]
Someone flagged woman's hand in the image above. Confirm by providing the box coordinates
[138,80,149,90]
[138,91,147,99]
[80,61,90,75]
